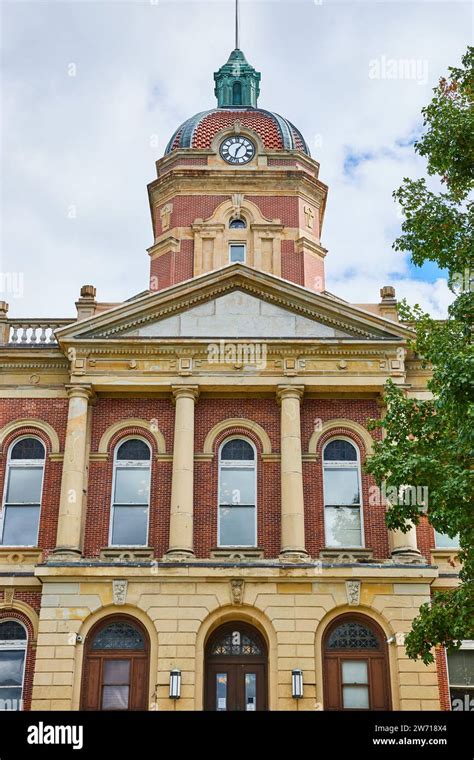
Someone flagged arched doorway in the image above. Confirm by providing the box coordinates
[323,614,391,710]
[80,615,149,711]
[205,622,268,711]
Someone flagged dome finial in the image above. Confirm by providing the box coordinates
[214,2,261,110]
[235,0,240,50]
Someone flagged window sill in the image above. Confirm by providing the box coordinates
[210,548,264,560]
[431,548,461,569]
[0,547,43,566]
[100,547,155,562]
[319,547,374,563]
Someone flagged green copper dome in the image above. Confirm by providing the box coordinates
[214,49,261,108]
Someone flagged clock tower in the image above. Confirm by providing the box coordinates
[147,45,328,294]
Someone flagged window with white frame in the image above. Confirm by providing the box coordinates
[434,530,460,549]
[1,437,45,547]
[323,439,363,548]
[447,641,474,711]
[0,620,27,711]
[218,438,256,547]
[110,439,151,546]
[229,243,246,263]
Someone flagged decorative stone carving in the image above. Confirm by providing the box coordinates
[231,193,245,218]
[303,204,315,229]
[112,579,128,606]
[230,579,244,606]
[346,580,361,606]
[4,588,14,605]
[160,203,173,232]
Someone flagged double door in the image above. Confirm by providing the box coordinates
[206,662,267,711]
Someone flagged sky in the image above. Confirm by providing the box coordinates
[0,0,471,319]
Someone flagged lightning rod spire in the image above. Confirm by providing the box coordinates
[235,0,240,50]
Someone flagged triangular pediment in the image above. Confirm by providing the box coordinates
[56,265,413,345]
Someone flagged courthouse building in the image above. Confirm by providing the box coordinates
[0,46,464,712]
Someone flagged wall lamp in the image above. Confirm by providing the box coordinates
[169,668,181,699]
[292,669,304,699]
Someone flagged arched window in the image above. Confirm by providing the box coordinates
[1,437,45,547]
[81,616,149,710]
[232,81,242,106]
[323,438,363,548]
[0,620,27,711]
[218,438,256,547]
[323,615,391,710]
[229,218,246,229]
[110,439,151,547]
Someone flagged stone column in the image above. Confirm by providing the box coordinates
[53,385,93,559]
[166,385,199,558]
[277,385,308,560]
[390,525,423,563]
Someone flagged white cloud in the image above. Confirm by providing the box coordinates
[0,0,470,317]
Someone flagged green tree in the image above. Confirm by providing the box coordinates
[365,47,474,664]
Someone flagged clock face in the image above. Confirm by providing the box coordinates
[220,136,256,165]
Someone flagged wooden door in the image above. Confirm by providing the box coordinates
[205,623,268,711]
[206,662,266,711]
[323,615,391,711]
[81,616,149,711]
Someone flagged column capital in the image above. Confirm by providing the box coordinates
[171,385,200,403]
[65,384,95,401]
[276,385,304,404]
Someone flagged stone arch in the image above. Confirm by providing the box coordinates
[195,604,278,711]
[97,419,166,456]
[203,418,272,458]
[71,604,158,710]
[203,197,274,228]
[0,601,39,641]
[308,418,374,458]
[0,419,60,456]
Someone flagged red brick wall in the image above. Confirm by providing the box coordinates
[0,396,397,560]
[84,396,386,558]
[154,196,228,237]
[153,195,300,237]
[150,250,172,291]
[435,645,451,711]
[281,240,302,285]
[416,515,435,563]
[300,399,387,559]
[84,398,175,557]
[150,241,194,291]
[0,590,41,711]
[194,398,281,557]
[303,252,325,292]
[0,400,68,556]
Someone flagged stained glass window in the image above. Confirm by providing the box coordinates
[326,621,380,650]
[324,440,357,462]
[10,439,45,460]
[210,630,262,657]
[0,622,26,642]
[229,218,246,229]
[116,439,150,461]
[91,622,145,650]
